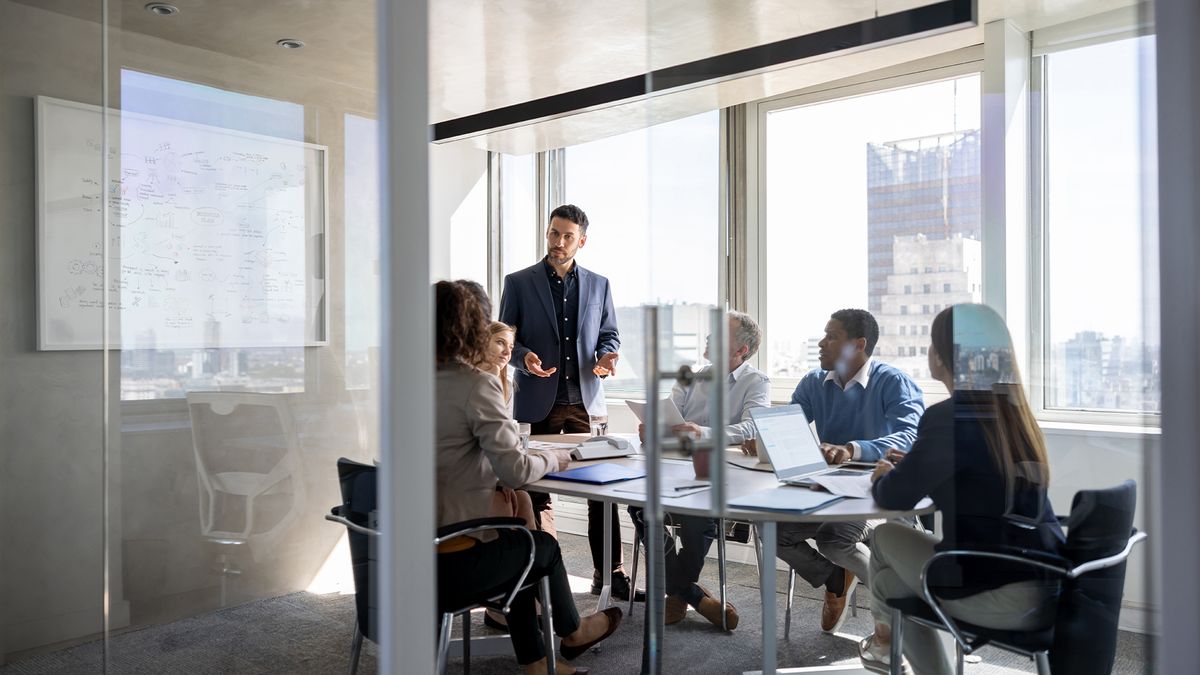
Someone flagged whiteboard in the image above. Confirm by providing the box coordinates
[36,96,328,350]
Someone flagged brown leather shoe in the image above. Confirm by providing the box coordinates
[695,585,739,630]
[665,595,687,624]
[820,569,858,634]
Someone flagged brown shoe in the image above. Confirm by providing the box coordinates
[820,569,859,634]
[665,595,688,624]
[694,585,739,631]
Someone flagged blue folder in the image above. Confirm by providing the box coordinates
[545,463,646,485]
[728,487,845,513]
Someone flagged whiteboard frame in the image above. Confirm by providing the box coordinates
[35,95,329,351]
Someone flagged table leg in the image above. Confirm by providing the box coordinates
[761,521,777,675]
[598,499,613,611]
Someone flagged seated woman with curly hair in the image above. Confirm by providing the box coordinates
[434,280,621,675]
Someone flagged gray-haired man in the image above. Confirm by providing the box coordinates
[629,311,770,630]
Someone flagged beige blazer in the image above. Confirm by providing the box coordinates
[436,362,555,536]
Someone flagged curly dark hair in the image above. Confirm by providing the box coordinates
[435,280,489,366]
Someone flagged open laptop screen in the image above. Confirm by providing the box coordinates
[749,405,827,480]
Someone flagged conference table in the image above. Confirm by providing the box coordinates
[526,434,935,675]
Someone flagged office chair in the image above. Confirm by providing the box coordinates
[187,392,306,605]
[325,458,557,675]
[883,480,1145,675]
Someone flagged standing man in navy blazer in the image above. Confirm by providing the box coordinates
[499,204,643,602]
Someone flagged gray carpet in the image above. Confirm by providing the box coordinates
[2,533,1149,674]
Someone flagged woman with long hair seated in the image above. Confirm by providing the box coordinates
[435,280,621,675]
[859,304,1065,674]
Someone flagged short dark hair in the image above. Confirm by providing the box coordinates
[548,204,589,233]
[830,308,880,356]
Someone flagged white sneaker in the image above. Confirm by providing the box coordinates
[859,635,909,674]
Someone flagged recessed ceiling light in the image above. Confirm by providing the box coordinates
[144,2,179,16]
[276,39,306,50]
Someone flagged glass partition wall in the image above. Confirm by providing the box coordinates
[103,3,383,672]
[0,1,384,671]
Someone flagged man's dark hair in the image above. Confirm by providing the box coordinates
[548,204,589,233]
[830,308,880,356]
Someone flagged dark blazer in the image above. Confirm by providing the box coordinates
[498,260,620,423]
[873,391,1065,593]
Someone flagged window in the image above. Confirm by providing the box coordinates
[762,74,981,396]
[943,283,952,293]
[564,111,720,396]
[923,284,932,294]
[448,166,489,286]
[501,154,538,280]
[344,113,381,390]
[1040,36,1159,414]
[900,326,907,336]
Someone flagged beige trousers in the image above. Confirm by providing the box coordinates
[869,522,1057,675]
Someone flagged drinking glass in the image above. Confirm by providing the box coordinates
[589,414,608,437]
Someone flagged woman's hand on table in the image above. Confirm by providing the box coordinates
[549,448,573,472]
[871,459,895,483]
[741,438,758,456]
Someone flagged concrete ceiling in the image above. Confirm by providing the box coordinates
[13,0,1145,151]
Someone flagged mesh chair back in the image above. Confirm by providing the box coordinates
[337,457,378,643]
[1050,479,1137,675]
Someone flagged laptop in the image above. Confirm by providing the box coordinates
[748,405,870,486]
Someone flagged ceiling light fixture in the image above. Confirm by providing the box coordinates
[144,2,179,16]
[276,39,306,50]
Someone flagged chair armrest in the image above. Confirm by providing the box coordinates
[435,517,537,616]
[918,548,1070,654]
[1066,530,1147,579]
[435,516,525,542]
[325,506,381,537]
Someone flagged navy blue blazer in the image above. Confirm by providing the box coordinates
[498,260,620,423]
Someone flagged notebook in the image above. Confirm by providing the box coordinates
[728,487,845,513]
[544,463,646,485]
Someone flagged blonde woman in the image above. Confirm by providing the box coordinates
[483,321,518,414]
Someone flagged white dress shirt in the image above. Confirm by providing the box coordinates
[670,360,771,445]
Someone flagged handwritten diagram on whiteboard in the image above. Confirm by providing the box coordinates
[36,96,327,350]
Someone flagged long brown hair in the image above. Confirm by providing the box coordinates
[435,280,489,367]
[480,321,516,401]
[930,304,1051,487]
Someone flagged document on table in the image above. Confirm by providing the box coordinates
[810,473,874,499]
[624,398,687,428]
[612,478,712,498]
[528,440,579,451]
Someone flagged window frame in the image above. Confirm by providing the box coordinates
[1028,37,1160,428]
[745,58,984,404]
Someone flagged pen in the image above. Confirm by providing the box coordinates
[673,482,711,491]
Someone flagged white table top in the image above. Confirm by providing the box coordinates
[525,434,934,523]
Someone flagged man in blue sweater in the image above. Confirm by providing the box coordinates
[776,309,924,634]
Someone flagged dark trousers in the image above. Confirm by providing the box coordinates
[628,507,718,607]
[530,403,624,573]
[437,530,581,665]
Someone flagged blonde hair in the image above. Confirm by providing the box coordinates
[482,322,516,402]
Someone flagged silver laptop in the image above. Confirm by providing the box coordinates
[748,405,869,485]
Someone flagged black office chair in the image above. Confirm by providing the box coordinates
[884,480,1146,675]
[325,458,558,675]
[324,458,379,675]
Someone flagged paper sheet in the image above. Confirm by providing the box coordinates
[810,474,874,499]
[528,440,578,451]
